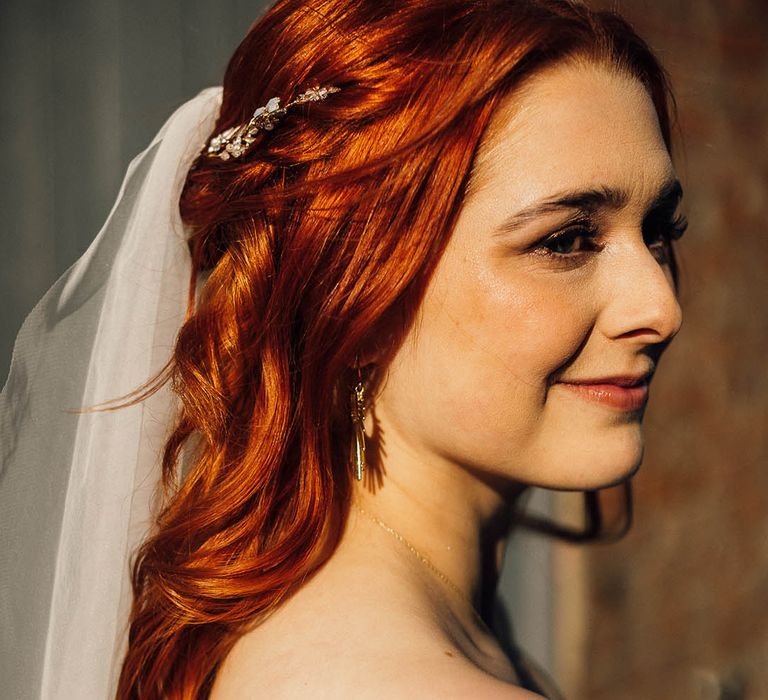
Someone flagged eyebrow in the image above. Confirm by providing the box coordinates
[494,179,684,236]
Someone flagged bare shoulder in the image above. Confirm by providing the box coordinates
[211,645,547,700]
[208,554,548,699]
[422,664,549,700]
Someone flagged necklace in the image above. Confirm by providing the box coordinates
[352,503,490,630]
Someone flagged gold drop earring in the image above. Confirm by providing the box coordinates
[350,356,366,481]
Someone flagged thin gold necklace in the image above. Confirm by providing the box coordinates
[353,503,491,630]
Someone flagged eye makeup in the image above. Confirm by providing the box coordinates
[527,209,687,267]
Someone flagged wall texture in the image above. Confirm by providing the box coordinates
[552,2,768,699]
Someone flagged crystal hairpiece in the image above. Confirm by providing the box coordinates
[205,85,341,161]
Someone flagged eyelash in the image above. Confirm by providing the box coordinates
[534,214,688,260]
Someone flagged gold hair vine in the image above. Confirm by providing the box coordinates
[205,85,341,161]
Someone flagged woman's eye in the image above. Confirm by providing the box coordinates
[644,214,688,263]
[645,214,688,249]
[532,215,686,263]
[537,227,601,257]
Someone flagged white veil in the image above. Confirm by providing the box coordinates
[0,86,223,700]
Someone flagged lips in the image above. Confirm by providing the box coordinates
[558,375,650,411]
[563,374,650,387]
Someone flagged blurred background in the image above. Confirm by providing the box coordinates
[1,1,766,699]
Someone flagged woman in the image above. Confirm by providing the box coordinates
[0,0,687,698]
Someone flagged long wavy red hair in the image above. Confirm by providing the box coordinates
[115,0,679,696]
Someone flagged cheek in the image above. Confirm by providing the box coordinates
[459,259,594,384]
[406,254,595,438]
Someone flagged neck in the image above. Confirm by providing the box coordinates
[349,428,526,631]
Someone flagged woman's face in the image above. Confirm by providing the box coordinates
[373,60,684,492]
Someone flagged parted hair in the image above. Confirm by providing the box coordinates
[116,0,679,697]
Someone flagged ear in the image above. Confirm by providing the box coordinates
[350,350,378,371]
[350,304,412,374]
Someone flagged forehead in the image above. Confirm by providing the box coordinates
[469,61,675,211]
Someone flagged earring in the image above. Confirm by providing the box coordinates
[350,357,366,481]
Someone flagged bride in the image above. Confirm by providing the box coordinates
[1,0,686,698]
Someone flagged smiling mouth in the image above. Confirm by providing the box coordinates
[557,381,649,411]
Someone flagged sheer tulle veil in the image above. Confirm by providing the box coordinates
[0,86,222,699]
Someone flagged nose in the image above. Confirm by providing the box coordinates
[602,241,683,345]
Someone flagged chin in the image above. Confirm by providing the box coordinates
[518,425,645,491]
[586,457,641,490]
[566,439,644,491]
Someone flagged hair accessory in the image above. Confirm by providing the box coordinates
[205,85,341,161]
[350,357,366,481]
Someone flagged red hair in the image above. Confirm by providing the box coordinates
[116,1,679,696]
